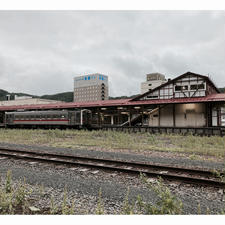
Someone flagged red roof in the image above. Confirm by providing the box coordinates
[0,93,224,111]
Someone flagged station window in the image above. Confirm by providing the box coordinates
[190,84,205,90]
[190,85,197,90]
[147,95,158,99]
[175,85,188,92]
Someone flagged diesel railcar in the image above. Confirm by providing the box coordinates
[4,109,92,128]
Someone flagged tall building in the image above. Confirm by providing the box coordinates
[74,73,109,102]
[141,73,167,94]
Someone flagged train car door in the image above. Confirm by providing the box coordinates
[5,113,14,125]
[0,112,4,124]
[68,111,75,126]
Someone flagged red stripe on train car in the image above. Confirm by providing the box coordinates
[13,119,69,122]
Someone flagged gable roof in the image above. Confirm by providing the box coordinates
[131,71,220,101]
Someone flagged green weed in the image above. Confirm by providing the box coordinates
[139,174,183,214]
[95,188,105,215]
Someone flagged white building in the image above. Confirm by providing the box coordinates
[141,73,167,94]
[74,73,109,102]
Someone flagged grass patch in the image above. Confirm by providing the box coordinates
[0,129,225,158]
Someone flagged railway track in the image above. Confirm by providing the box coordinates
[0,147,224,188]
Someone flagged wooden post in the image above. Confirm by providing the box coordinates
[158,105,161,127]
[111,115,114,125]
[141,106,144,126]
[208,103,212,127]
[129,107,131,127]
[80,109,83,126]
[97,108,101,127]
[173,104,176,127]
[217,108,221,127]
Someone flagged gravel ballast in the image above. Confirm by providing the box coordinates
[0,142,224,214]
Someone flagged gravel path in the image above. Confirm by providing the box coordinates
[0,154,224,214]
[0,142,224,171]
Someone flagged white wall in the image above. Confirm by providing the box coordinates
[148,103,206,127]
[175,103,206,127]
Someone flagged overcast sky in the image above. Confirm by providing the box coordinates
[0,11,224,97]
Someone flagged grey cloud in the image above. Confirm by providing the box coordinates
[0,11,224,97]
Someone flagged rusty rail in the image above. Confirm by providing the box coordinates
[0,147,224,188]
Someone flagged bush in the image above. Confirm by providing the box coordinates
[137,174,183,214]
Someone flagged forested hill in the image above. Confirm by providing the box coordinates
[0,89,73,102]
[0,89,38,101]
[41,92,74,102]
[218,88,225,93]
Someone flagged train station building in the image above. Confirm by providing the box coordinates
[0,72,224,129]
